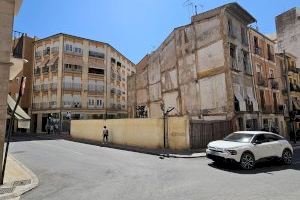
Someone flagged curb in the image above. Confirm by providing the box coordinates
[0,155,39,200]
[70,137,206,159]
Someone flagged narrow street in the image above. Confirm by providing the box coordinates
[10,136,300,200]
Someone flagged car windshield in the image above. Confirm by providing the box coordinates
[223,133,254,143]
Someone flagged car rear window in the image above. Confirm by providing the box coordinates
[223,133,254,143]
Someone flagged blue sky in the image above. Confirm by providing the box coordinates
[14,0,299,64]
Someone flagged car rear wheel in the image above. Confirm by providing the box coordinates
[240,152,255,170]
[282,149,293,165]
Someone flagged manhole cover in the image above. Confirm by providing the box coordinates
[0,187,15,194]
[13,179,31,186]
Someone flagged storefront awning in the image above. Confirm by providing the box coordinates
[7,95,30,129]
[233,85,246,111]
[246,87,259,111]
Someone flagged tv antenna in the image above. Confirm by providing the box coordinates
[183,0,203,16]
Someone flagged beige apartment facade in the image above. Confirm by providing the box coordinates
[128,3,259,132]
[249,28,286,135]
[32,33,135,133]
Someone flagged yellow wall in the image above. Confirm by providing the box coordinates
[71,117,190,150]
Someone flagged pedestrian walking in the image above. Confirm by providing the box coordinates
[103,126,109,144]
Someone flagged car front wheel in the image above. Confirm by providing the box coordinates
[282,149,293,165]
[240,152,255,170]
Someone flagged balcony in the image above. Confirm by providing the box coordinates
[257,74,267,87]
[42,84,49,91]
[34,68,41,76]
[96,85,104,93]
[73,83,82,91]
[254,47,261,56]
[50,65,58,72]
[41,102,49,109]
[88,84,96,92]
[32,103,40,109]
[49,101,57,108]
[42,66,49,74]
[63,101,72,108]
[33,85,41,92]
[271,80,279,90]
[72,102,82,108]
[89,51,105,59]
[63,82,73,90]
[50,83,57,90]
[231,59,240,71]
[275,105,284,114]
[262,105,273,114]
[110,103,116,109]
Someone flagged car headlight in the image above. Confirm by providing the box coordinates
[226,150,237,155]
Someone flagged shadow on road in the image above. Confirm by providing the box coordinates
[11,133,70,142]
[208,148,300,174]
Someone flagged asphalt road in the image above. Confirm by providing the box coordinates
[9,136,300,200]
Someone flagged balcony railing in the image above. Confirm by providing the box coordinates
[254,47,261,55]
[262,105,273,114]
[33,85,41,92]
[49,101,57,108]
[32,103,40,109]
[50,83,57,90]
[51,65,58,72]
[257,74,267,87]
[42,84,49,91]
[63,101,82,108]
[42,66,49,74]
[96,85,104,93]
[290,83,300,92]
[63,82,73,89]
[34,68,41,75]
[231,59,240,71]
[88,84,96,92]
[41,102,49,109]
[275,105,284,114]
[271,80,279,90]
[73,83,82,91]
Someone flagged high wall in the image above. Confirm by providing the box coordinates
[276,8,300,67]
[71,117,190,150]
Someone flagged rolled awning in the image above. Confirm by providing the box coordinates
[7,95,30,129]
[47,56,58,66]
[246,87,259,111]
[292,98,300,110]
[233,85,246,111]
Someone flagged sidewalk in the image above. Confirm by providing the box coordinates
[70,137,206,158]
[0,155,38,200]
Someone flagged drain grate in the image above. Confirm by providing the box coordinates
[12,179,31,186]
[0,187,15,194]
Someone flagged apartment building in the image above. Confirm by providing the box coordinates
[32,33,135,133]
[9,33,34,114]
[276,7,300,67]
[128,3,259,132]
[248,28,286,135]
[276,53,300,132]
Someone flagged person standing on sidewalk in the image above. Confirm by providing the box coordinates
[102,126,109,144]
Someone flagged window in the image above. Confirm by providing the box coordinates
[266,134,283,142]
[253,134,268,144]
[269,69,274,78]
[74,47,82,54]
[241,27,248,45]
[111,58,116,64]
[254,36,260,54]
[89,51,105,59]
[65,44,73,52]
[88,68,104,75]
[224,133,254,143]
[117,61,121,67]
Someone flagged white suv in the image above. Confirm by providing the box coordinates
[206,131,293,170]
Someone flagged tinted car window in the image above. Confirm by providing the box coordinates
[266,134,283,142]
[253,134,268,143]
[224,133,254,143]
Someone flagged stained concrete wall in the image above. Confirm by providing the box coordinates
[71,117,190,150]
[276,8,300,67]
